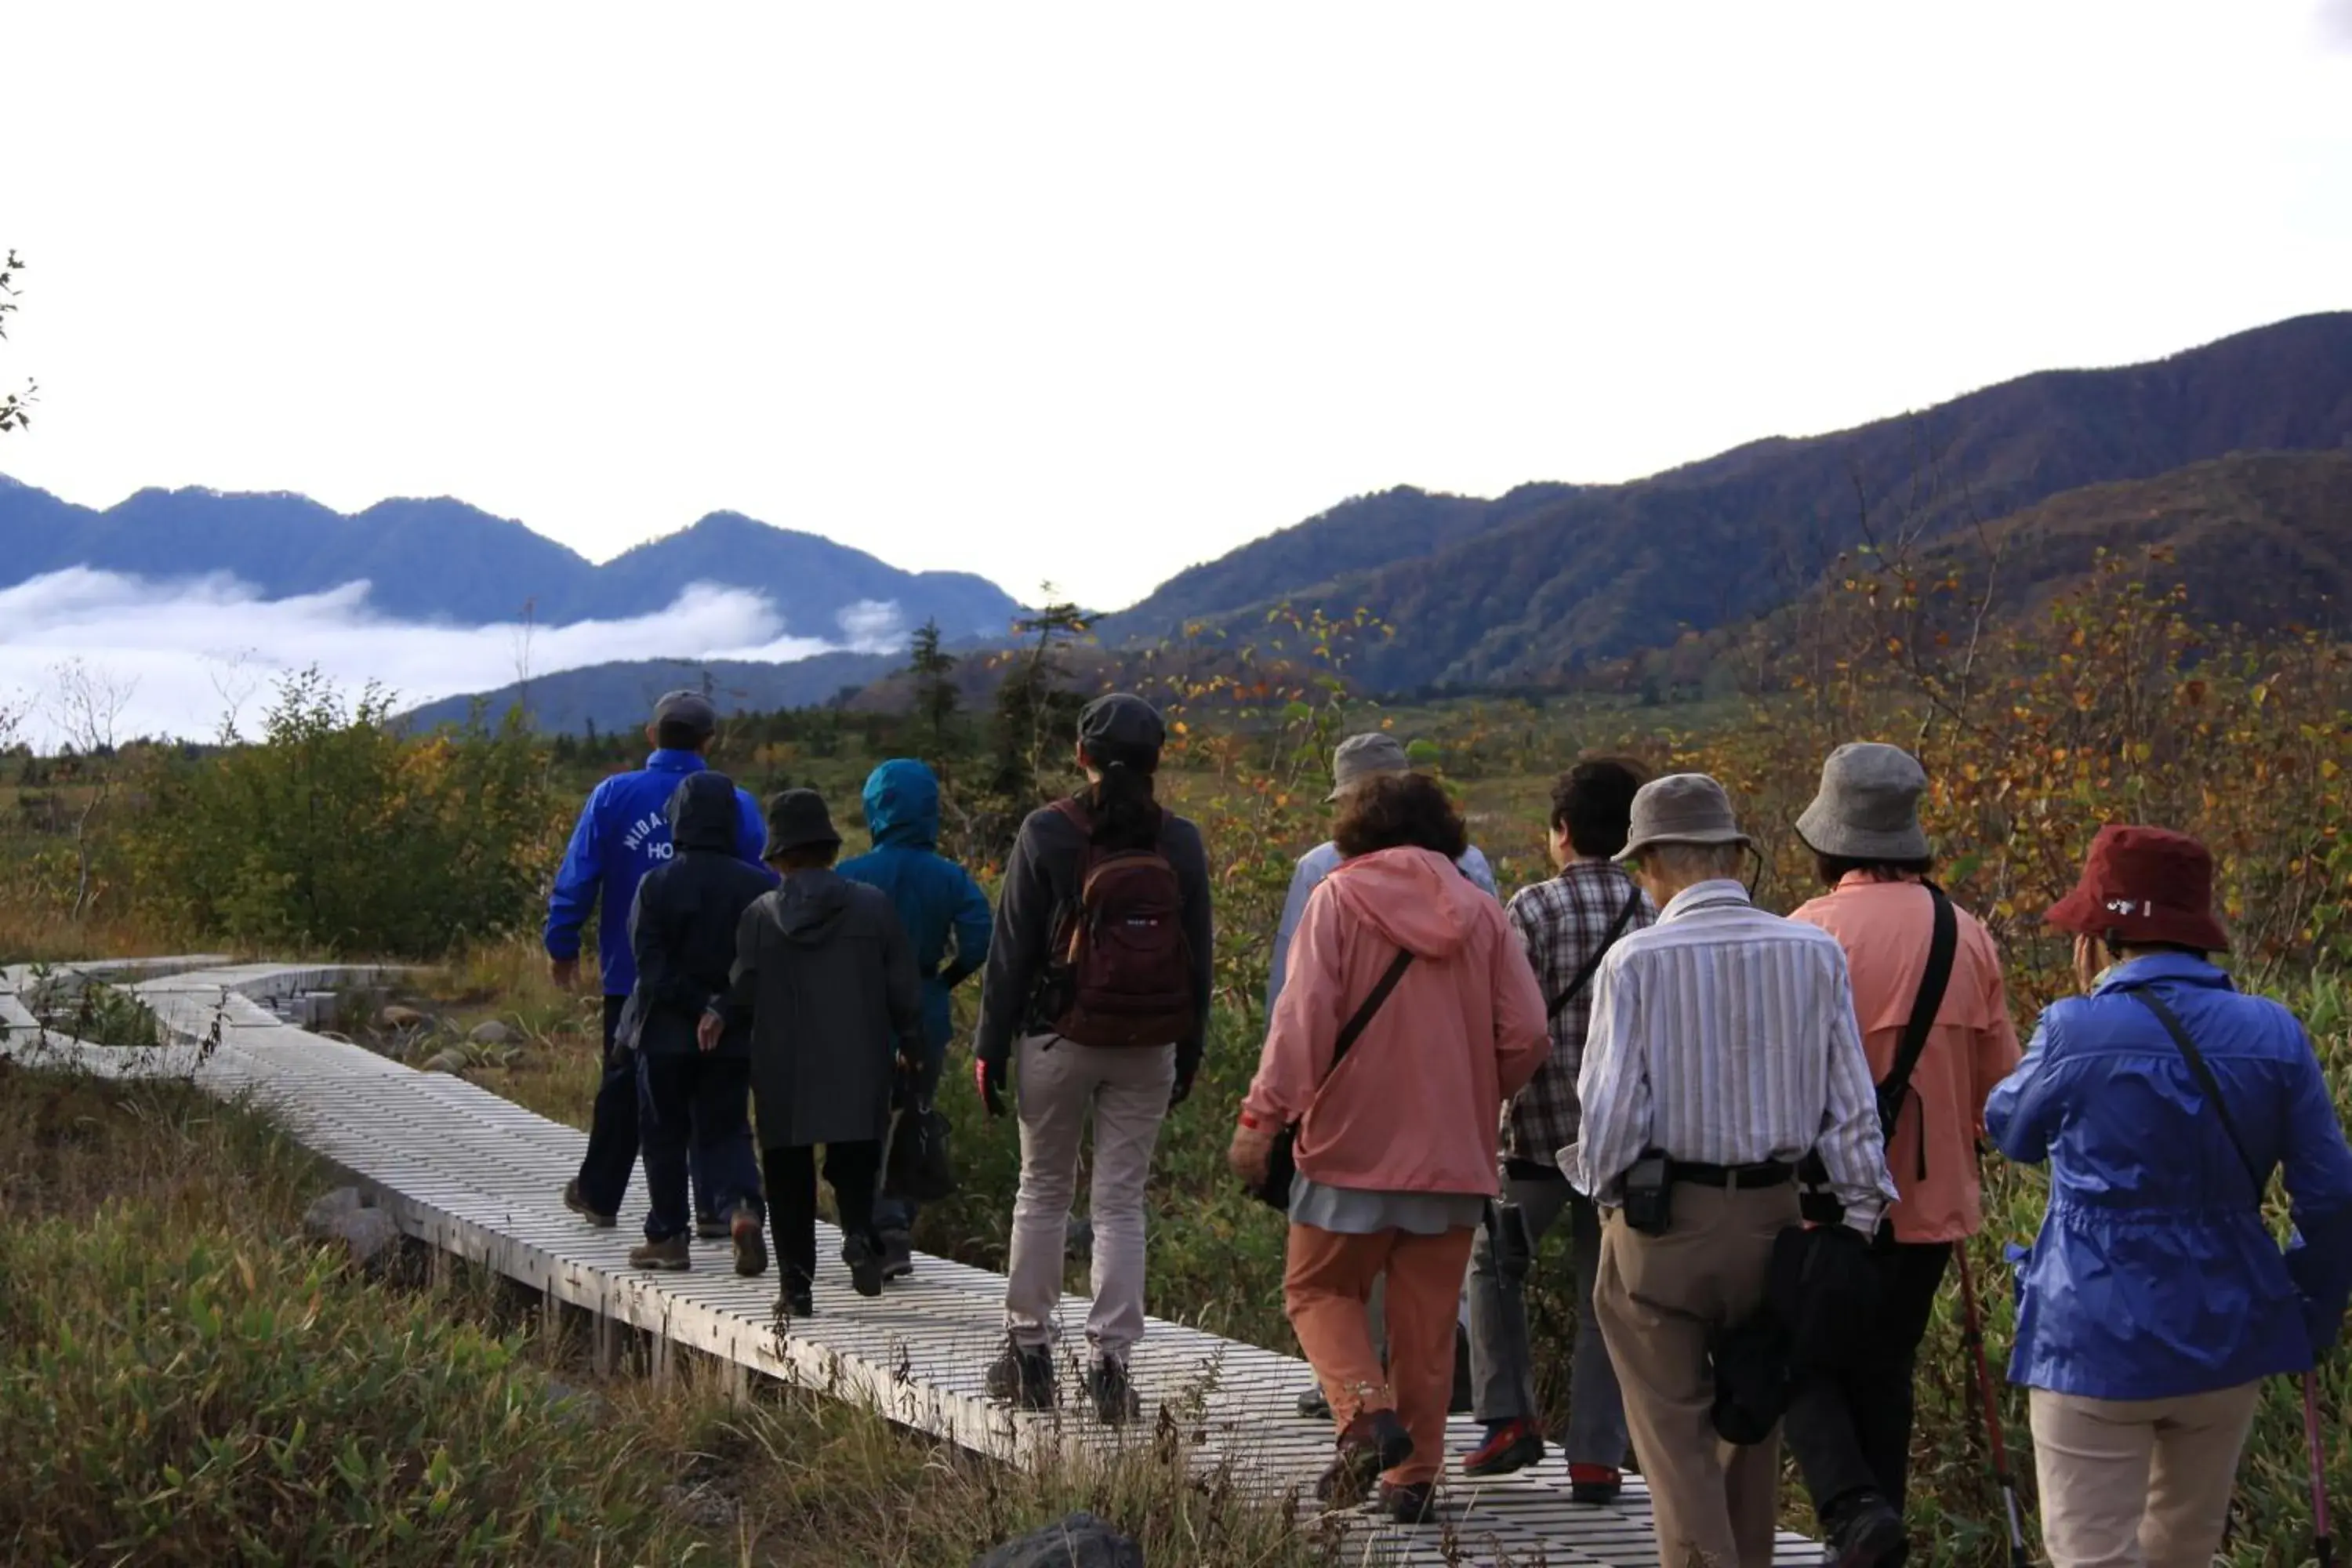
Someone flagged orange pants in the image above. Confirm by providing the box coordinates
[1283,1222,1476,1487]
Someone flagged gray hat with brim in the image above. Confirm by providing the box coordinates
[1326,731,1411,802]
[1795,742,1931,862]
[1615,773,1751,863]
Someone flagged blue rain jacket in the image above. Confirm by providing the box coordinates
[1986,953,2352,1400]
[544,750,770,996]
[837,760,993,1054]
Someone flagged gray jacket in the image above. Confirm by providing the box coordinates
[717,867,924,1149]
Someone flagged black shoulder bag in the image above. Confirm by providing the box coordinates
[1547,884,1644,1020]
[2130,989,2268,1200]
[1247,948,1415,1212]
[1800,883,1958,1226]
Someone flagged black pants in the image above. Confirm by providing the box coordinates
[1785,1238,1954,1526]
[764,1141,883,1290]
[576,995,708,1220]
[637,1051,763,1242]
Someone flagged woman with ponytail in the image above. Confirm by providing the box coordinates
[973,693,1214,1424]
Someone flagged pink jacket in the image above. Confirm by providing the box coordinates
[1243,845,1551,1196]
[1790,874,2022,1243]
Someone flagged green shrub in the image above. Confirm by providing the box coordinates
[0,1200,677,1566]
[122,670,561,958]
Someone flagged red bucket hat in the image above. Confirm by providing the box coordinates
[2045,825,2230,953]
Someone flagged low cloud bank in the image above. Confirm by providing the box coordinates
[0,568,903,749]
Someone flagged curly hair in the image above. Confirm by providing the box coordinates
[1333,772,1469,862]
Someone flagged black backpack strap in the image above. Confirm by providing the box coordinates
[2130,988,2267,1202]
[1330,948,1415,1074]
[1548,884,1644,1021]
[1875,884,1958,1138]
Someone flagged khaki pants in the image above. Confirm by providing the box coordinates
[1594,1181,1799,1568]
[1284,1221,1478,1487]
[2029,1382,2263,1568]
[1004,1033,1175,1364]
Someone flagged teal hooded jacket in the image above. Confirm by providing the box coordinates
[837,760,993,1053]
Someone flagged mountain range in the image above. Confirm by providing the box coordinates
[1097,310,2352,691]
[9,310,2350,734]
[0,482,1025,640]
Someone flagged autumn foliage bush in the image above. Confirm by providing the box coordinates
[120,670,565,958]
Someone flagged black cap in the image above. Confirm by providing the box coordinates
[762,788,841,858]
[652,689,718,739]
[1078,692,1165,756]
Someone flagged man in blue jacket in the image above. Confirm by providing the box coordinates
[1987,825,2352,1567]
[838,758,993,1280]
[546,691,771,1229]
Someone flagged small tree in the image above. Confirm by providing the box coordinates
[47,659,138,919]
[973,590,1092,857]
[906,619,962,760]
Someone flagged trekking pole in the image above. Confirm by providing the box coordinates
[1955,1245,2031,1568]
[2309,1372,2336,1568]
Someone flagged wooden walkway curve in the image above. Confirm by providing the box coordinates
[2,960,1823,1567]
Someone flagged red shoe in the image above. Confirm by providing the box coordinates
[1462,1418,1545,1477]
[1569,1462,1622,1504]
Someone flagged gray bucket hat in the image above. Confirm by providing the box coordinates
[1326,731,1411,802]
[1616,773,1751,863]
[1795,743,1931,862]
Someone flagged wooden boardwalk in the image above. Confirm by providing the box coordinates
[2,960,1824,1566]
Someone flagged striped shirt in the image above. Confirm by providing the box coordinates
[1501,859,1653,1163]
[1569,879,1894,1233]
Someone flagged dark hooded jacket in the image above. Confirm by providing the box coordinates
[837,760,993,1053]
[717,866,926,1147]
[623,771,779,1057]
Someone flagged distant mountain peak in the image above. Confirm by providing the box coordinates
[0,478,1025,637]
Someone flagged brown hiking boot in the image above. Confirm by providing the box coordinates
[1316,1409,1414,1508]
[628,1233,690,1271]
[562,1178,616,1228]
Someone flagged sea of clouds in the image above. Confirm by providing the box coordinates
[0,568,901,750]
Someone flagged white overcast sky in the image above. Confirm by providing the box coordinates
[5,1,2350,615]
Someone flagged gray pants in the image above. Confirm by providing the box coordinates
[1004,1033,1175,1365]
[1467,1171,1627,1466]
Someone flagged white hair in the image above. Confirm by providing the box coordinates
[1640,840,1748,883]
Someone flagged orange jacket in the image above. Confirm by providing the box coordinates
[1243,845,1551,1196]
[1790,874,2022,1243]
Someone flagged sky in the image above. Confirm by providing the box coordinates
[2,2,2350,737]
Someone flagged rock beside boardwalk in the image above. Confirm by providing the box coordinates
[467,1018,514,1046]
[301,1186,402,1269]
[971,1512,1142,1568]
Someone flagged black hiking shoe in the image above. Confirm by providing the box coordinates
[696,1213,729,1240]
[778,1275,815,1319]
[562,1178,616,1228]
[843,1233,885,1298]
[1297,1383,1332,1419]
[1316,1410,1414,1508]
[730,1207,768,1278]
[879,1229,916,1283]
[1381,1481,1439,1525]
[1088,1357,1142,1425]
[1827,1494,1907,1568]
[628,1233,691,1271]
[985,1338,1057,1411]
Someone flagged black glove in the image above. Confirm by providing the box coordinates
[1168,1065,1196,1109]
[975,1054,1008,1118]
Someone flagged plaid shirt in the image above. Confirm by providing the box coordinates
[1501,858,1652,1164]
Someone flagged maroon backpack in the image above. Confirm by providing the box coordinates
[1045,798,1196,1048]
